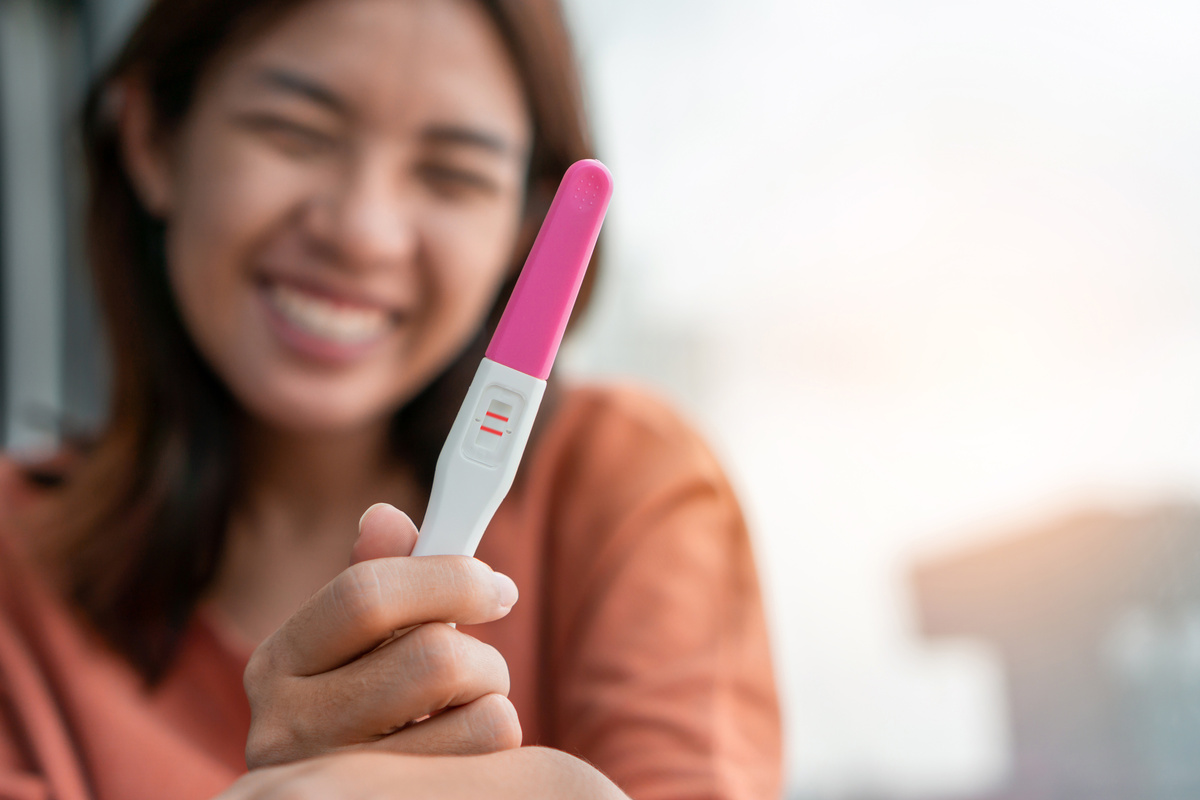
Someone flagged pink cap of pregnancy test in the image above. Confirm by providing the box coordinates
[486,159,613,380]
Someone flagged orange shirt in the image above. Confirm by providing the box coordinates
[0,386,781,800]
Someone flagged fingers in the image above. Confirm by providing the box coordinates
[246,626,513,767]
[263,554,517,676]
[352,503,418,564]
[242,501,523,768]
[302,623,512,748]
[368,693,522,756]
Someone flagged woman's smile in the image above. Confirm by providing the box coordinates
[258,277,399,364]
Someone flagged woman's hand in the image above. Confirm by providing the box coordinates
[242,504,522,768]
[218,749,631,800]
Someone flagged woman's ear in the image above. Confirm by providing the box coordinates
[115,77,176,218]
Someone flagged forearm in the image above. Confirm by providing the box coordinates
[217,746,631,800]
[420,747,631,800]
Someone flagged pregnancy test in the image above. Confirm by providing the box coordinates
[411,159,613,558]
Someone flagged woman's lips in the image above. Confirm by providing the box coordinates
[259,279,398,363]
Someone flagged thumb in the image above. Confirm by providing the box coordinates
[351,503,419,564]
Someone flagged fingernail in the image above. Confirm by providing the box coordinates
[359,502,389,529]
[492,572,519,610]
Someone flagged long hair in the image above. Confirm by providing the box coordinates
[43,0,597,683]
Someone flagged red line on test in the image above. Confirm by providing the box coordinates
[480,426,504,436]
[485,411,509,422]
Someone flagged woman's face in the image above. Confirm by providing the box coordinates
[125,0,532,433]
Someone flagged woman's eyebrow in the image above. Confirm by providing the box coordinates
[421,124,512,156]
[252,67,347,115]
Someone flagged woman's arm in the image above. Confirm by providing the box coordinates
[218,747,630,800]
[538,389,783,800]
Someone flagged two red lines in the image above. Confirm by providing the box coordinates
[480,410,509,437]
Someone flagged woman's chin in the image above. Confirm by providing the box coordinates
[231,378,403,438]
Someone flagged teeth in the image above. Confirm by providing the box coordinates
[266,283,391,345]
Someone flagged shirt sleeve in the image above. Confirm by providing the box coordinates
[0,634,53,800]
[543,389,782,800]
[0,550,88,800]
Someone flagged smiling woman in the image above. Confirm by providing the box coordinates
[124,0,532,433]
[0,1,780,799]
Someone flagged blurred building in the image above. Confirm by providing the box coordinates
[913,506,1200,800]
[0,0,141,450]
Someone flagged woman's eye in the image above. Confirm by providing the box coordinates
[236,114,337,158]
[417,163,499,200]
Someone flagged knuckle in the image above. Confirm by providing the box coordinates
[437,557,492,608]
[484,642,512,696]
[244,724,290,769]
[244,694,321,769]
[473,694,522,752]
[407,624,464,691]
[242,645,277,701]
[464,560,499,607]
[330,562,392,631]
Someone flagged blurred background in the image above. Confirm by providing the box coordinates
[3,0,1200,797]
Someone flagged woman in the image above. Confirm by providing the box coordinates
[0,0,781,798]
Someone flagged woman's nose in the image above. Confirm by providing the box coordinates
[310,160,418,271]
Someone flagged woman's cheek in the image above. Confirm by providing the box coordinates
[206,157,310,250]
[429,193,520,278]
[165,150,302,370]
[427,220,510,335]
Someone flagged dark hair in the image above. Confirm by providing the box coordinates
[44,0,597,682]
